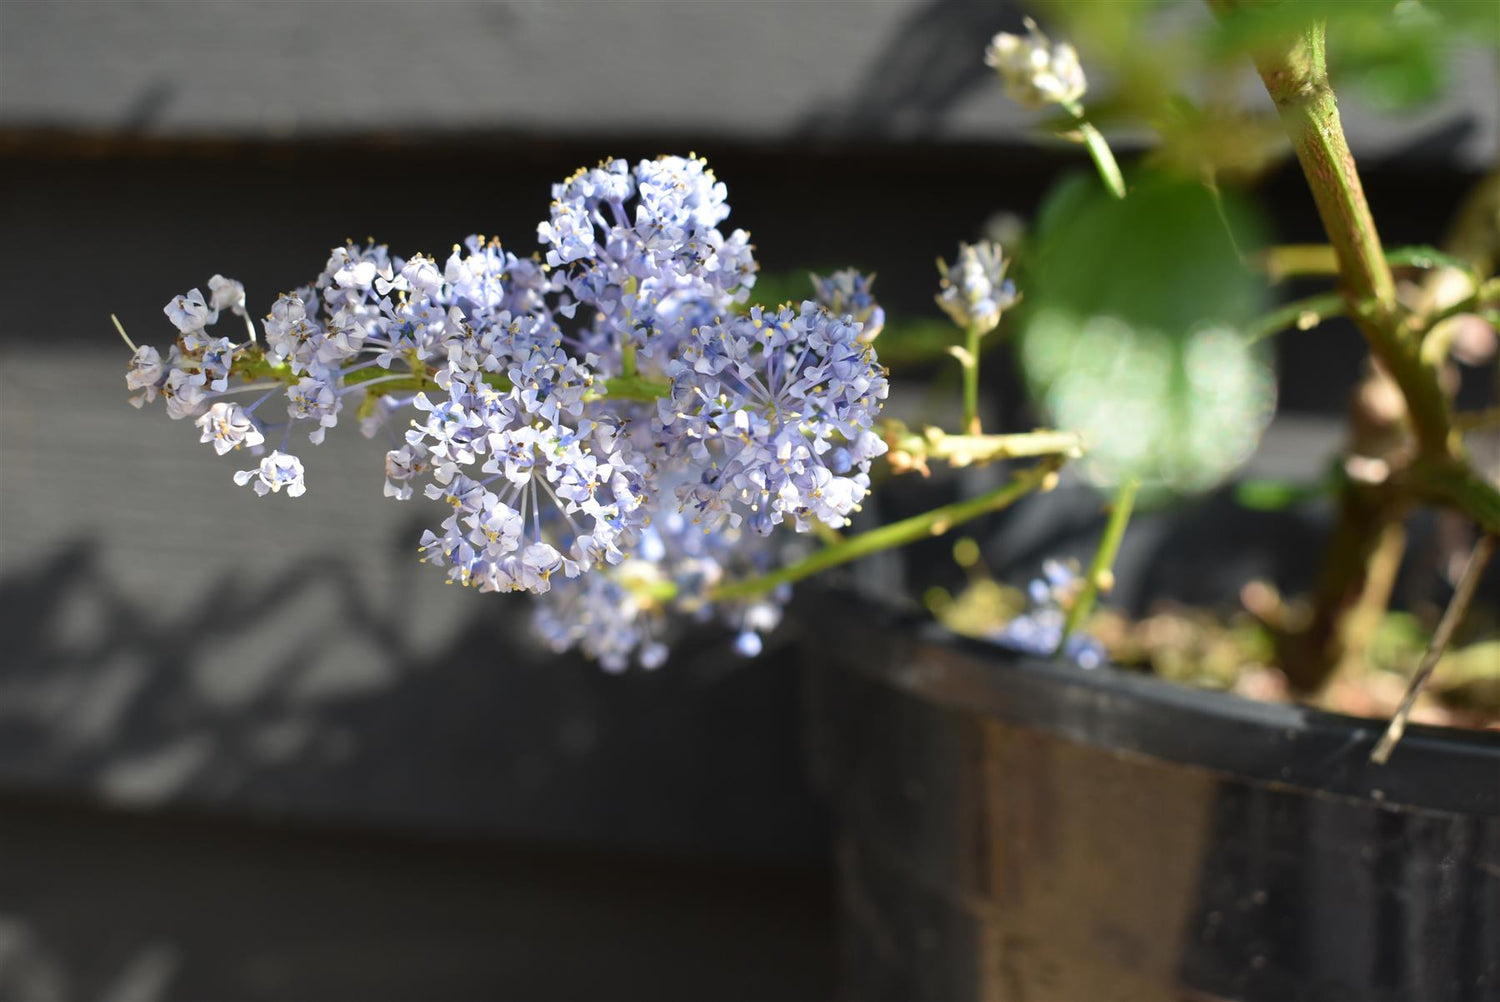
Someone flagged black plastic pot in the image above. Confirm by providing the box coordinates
[803,592,1500,1002]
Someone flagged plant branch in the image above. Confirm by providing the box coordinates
[1056,477,1138,656]
[232,345,669,404]
[1256,243,1482,283]
[1455,407,1500,433]
[709,459,1063,602]
[1257,243,1338,282]
[1245,17,1453,459]
[1407,458,1500,537]
[1425,275,1500,330]
[1370,534,1496,765]
[1245,291,1345,344]
[883,422,1084,474]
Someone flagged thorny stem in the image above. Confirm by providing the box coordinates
[1056,477,1137,656]
[709,459,1063,602]
[1370,534,1497,765]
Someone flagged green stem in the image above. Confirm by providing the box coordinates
[884,424,1084,472]
[597,373,671,402]
[233,346,668,403]
[1242,270,1497,345]
[1245,291,1346,344]
[1258,243,1339,281]
[1407,458,1500,537]
[1257,243,1481,283]
[1080,122,1127,200]
[710,459,1062,602]
[1063,100,1126,200]
[1246,17,1452,459]
[961,322,984,434]
[1056,477,1138,655]
[1425,274,1500,330]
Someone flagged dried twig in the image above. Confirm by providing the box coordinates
[1370,534,1496,765]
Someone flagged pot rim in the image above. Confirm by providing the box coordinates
[806,590,1500,817]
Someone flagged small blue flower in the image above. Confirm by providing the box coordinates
[989,559,1108,669]
[936,241,1018,336]
[659,302,888,533]
[811,269,885,342]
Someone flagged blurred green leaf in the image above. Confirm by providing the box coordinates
[1019,171,1275,492]
[1207,0,1495,110]
[1234,477,1329,511]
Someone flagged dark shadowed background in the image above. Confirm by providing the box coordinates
[0,2,1496,999]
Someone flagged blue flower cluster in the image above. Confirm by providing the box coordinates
[989,559,1107,669]
[659,302,888,534]
[126,155,888,669]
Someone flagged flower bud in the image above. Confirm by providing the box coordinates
[936,241,1018,336]
[984,18,1087,110]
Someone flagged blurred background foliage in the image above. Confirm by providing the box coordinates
[1017,172,1274,492]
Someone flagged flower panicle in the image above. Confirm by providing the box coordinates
[122,154,891,672]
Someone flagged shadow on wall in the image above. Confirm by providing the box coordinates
[0,538,827,862]
[797,0,1017,139]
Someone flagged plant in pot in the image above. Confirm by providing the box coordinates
[115,2,1498,999]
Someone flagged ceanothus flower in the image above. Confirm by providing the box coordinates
[199,336,236,392]
[659,301,888,533]
[989,559,1106,669]
[407,338,652,595]
[936,241,1018,336]
[162,367,209,420]
[383,441,430,500]
[530,476,799,671]
[124,154,888,672]
[263,294,325,374]
[196,402,266,455]
[812,269,885,342]
[984,18,1088,110]
[164,289,212,339]
[208,274,247,317]
[532,571,667,673]
[126,346,165,407]
[537,155,756,375]
[286,375,342,444]
[234,450,308,497]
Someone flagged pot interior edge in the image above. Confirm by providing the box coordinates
[802,589,1500,818]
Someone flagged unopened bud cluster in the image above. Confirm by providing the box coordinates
[984,18,1088,110]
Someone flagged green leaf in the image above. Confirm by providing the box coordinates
[1234,477,1332,512]
[1019,172,1275,493]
